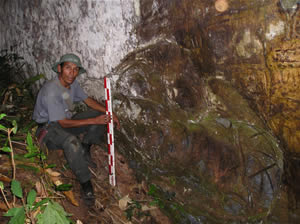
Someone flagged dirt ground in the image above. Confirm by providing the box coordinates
[0,144,171,224]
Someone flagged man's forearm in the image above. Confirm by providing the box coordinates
[83,96,120,130]
[58,118,96,128]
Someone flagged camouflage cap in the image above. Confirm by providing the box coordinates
[52,53,86,75]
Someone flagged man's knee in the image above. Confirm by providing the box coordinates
[63,135,83,155]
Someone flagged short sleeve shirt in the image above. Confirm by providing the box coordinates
[33,76,88,123]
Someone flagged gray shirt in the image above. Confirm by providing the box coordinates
[33,76,88,123]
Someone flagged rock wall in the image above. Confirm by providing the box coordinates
[0,0,139,98]
[136,0,300,153]
[113,38,283,223]
[111,0,297,222]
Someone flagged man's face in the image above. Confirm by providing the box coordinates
[57,62,80,87]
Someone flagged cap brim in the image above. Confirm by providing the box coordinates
[52,62,86,75]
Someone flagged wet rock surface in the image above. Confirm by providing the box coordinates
[135,0,300,154]
[109,0,298,222]
[111,40,283,222]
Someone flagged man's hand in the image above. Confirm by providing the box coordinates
[94,114,120,130]
[84,97,121,130]
[94,114,111,124]
[113,113,120,130]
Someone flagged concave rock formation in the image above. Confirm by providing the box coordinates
[105,0,299,222]
[109,40,283,223]
[133,0,300,154]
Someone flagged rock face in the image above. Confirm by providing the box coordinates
[113,40,283,222]
[266,40,300,155]
[0,0,138,94]
[133,0,300,154]
[111,0,297,222]
[1,0,299,223]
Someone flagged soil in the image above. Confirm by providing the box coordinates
[0,144,171,224]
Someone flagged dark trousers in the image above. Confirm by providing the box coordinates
[38,110,106,183]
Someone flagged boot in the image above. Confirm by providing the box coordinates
[82,143,97,168]
[81,180,95,207]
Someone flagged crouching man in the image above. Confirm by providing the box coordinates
[33,53,120,206]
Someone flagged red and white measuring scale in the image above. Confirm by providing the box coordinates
[104,77,116,186]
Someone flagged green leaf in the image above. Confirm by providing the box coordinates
[149,200,158,207]
[40,151,47,161]
[4,207,25,217]
[16,164,39,173]
[149,198,164,208]
[4,207,26,224]
[45,164,57,169]
[26,132,33,148]
[24,152,39,158]
[12,120,18,134]
[134,201,142,209]
[125,206,134,221]
[12,127,18,134]
[55,184,73,192]
[148,184,157,196]
[33,198,50,211]
[4,207,20,217]
[26,132,35,152]
[36,201,71,224]
[0,181,4,190]
[0,113,6,120]
[11,180,23,198]
[0,124,7,132]
[27,189,37,207]
[1,146,12,152]
[26,132,38,155]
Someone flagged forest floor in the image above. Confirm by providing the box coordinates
[0,137,171,224]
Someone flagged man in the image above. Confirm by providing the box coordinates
[33,53,120,206]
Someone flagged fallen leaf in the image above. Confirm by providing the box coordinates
[49,176,79,207]
[0,174,11,182]
[8,84,17,89]
[142,204,157,211]
[63,190,79,206]
[35,181,47,198]
[0,201,9,211]
[45,168,61,177]
[15,88,23,96]
[0,162,12,171]
[32,206,41,219]
[119,195,132,210]
[2,91,10,105]
[54,180,63,186]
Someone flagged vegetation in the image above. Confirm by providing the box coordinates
[0,50,73,223]
[0,113,73,224]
